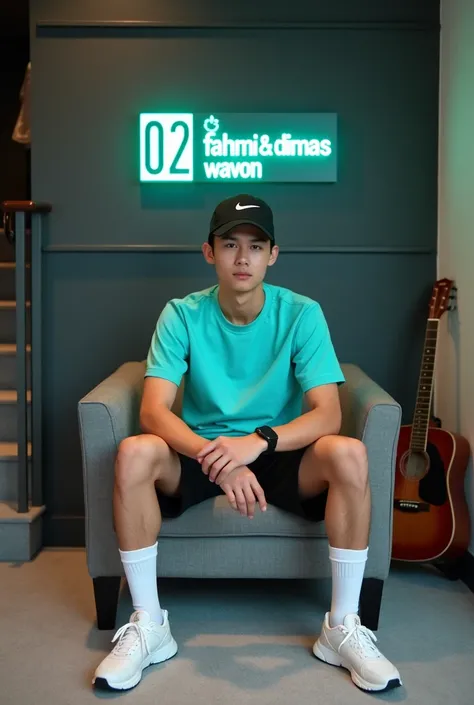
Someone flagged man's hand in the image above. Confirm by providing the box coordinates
[219,466,267,518]
[196,434,267,484]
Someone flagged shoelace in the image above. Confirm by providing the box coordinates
[339,622,381,659]
[111,621,150,657]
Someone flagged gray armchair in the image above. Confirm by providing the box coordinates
[78,362,401,631]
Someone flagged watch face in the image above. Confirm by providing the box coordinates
[257,426,277,452]
[262,426,276,439]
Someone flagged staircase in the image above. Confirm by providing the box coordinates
[0,223,45,562]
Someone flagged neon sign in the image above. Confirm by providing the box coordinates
[140,113,337,183]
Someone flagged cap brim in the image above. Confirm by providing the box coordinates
[212,219,274,242]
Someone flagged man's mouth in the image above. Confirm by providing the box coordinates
[234,273,251,278]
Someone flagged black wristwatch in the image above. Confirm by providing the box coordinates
[254,425,278,455]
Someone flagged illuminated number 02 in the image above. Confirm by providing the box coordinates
[144,119,190,176]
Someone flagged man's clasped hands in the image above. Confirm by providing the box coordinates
[196,434,269,518]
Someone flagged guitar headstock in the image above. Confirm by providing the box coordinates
[429,278,457,319]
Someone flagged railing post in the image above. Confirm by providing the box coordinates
[14,211,28,514]
[31,213,43,506]
[1,201,52,514]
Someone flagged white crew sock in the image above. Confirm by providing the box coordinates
[119,541,164,625]
[328,545,368,628]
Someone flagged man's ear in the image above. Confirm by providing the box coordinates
[202,242,215,264]
[267,244,279,267]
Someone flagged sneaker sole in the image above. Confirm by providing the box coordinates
[93,637,178,691]
[312,640,402,693]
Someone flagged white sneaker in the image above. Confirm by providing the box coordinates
[93,609,178,691]
[313,613,402,692]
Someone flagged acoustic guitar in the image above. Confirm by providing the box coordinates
[392,278,471,563]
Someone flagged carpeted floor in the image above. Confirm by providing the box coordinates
[1,549,473,704]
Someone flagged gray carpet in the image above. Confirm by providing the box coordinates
[1,549,473,704]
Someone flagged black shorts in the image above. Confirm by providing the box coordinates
[156,447,328,523]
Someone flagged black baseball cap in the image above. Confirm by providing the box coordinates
[209,194,275,245]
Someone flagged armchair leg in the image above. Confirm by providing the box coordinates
[93,576,122,630]
[359,577,384,631]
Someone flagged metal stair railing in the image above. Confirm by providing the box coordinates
[1,200,52,513]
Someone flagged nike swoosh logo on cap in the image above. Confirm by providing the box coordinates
[235,203,260,210]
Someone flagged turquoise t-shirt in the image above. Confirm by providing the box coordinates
[145,283,345,440]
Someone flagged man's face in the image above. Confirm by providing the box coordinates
[202,224,279,291]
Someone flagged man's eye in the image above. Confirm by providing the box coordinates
[224,243,261,249]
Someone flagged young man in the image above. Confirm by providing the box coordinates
[93,194,402,693]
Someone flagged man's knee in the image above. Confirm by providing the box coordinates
[313,436,368,488]
[115,434,170,486]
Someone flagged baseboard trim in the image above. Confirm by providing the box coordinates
[43,516,85,547]
[459,551,474,593]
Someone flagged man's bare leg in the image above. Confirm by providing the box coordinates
[301,436,402,692]
[298,435,370,627]
[113,434,181,621]
[113,434,181,550]
[298,434,370,548]
[93,434,181,690]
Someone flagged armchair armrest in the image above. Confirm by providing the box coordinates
[339,364,402,579]
[77,361,146,576]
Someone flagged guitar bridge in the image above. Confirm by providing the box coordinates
[394,499,430,513]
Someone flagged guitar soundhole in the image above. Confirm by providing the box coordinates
[400,450,430,481]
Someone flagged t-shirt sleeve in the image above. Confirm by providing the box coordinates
[292,303,345,392]
[145,301,189,386]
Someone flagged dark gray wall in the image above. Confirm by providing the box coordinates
[30,0,440,545]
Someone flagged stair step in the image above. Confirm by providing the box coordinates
[0,262,31,299]
[0,232,15,262]
[0,441,32,460]
[0,443,33,502]
[0,305,32,344]
[0,344,31,354]
[0,390,31,403]
[0,393,32,442]
[0,501,45,561]
[0,387,32,444]
[0,301,31,308]
[0,501,44,520]
[0,344,31,389]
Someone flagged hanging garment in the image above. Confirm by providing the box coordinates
[12,61,31,146]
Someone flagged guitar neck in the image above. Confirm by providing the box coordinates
[410,318,439,452]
